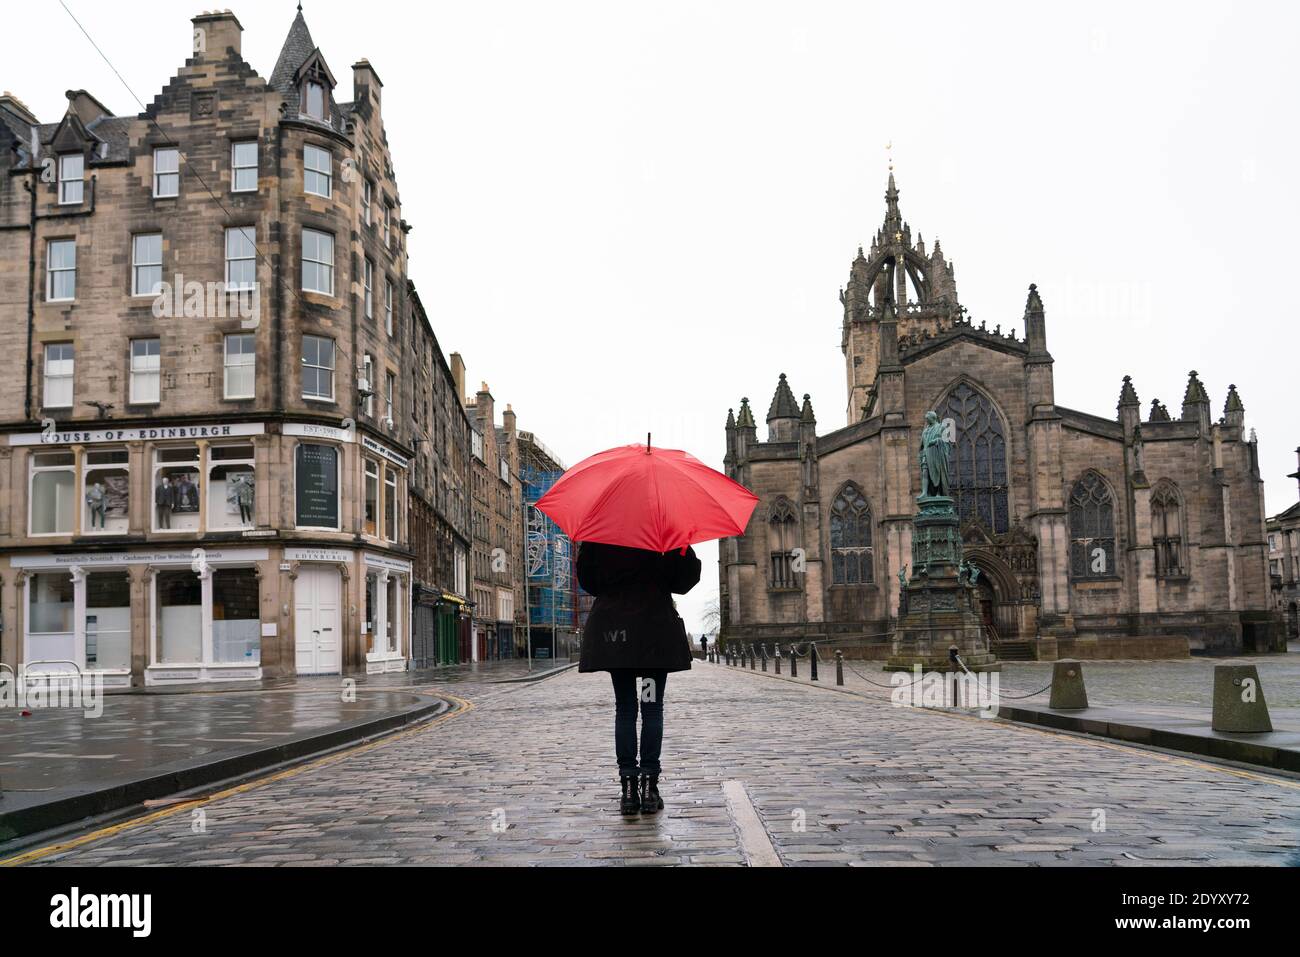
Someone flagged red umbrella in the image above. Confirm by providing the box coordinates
[535,438,759,553]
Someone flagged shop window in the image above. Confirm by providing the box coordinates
[212,568,260,665]
[385,575,398,655]
[30,451,75,535]
[153,446,201,533]
[83,448,129,535]
[27,572,74,665]
[86,571,131,671]
[208,444,256,531]
[156,569,201,663]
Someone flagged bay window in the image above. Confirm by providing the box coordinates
[301,228,334,295]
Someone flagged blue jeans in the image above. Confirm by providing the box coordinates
[610,670,667,777]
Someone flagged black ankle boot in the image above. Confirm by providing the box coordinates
[620,774,641,815]
[639,774,663,814]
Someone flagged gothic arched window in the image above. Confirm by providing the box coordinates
[830,484,873,584]
[1151,482,1185,578]
[768,498,798,590]
[1069,471,1117,580]
[937,383,1009,533]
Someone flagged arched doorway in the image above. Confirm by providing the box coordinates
[963,548,1021,640]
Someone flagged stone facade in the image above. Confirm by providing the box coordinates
[0,9,460,684]
[406,292,473,667]
[466,381,524,661]
[721,174,1280,657]
[1266,449,1300,641]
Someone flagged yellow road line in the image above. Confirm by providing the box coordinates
[715,662,1300,790]
[0,691,475,867]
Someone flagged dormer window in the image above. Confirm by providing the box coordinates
[305,81,326,121]
[58,154,84,205]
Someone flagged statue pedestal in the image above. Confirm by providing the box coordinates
[885,496,1000,673]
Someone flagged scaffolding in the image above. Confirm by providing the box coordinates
[520,435,576,653]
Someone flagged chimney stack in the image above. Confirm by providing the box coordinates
[449,352,466,407]
[192,10,243,59]
[352,60,383,118]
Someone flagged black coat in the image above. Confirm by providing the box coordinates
[577,542,701,674]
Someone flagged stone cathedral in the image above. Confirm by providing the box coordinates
[720,174,1279,658]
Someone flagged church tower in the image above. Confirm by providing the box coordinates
[841,173,962,424]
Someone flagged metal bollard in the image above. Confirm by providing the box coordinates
[835,650,844,686]
[810,643,819,682]
[749,644,757,670]
[789,645,798,678]
[774,645,782,675]
[760,644,769,672]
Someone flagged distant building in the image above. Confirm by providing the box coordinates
[407,298,472,668]
[466,381,521,661]
[519,432,576,660]
[721,174,1280,659]
[1267,449,1300,641]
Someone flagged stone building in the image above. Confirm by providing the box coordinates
[0,9,426,684]
[406,291,473,667]
[466,380,523,661]
[1266,450,1300,641]
[721,174,1279,658]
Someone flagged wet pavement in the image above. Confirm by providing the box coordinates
[0,658,571,841]
[12,661,1300,867]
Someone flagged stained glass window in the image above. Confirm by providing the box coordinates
[830,484,873,584]
[937,383,1009,533]
[1069,471,1116,579]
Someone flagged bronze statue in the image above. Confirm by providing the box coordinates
[919,410,951,498]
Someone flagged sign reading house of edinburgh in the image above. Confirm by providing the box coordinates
[9,423,265,447]
[285,547,353,564]
[10,548,270,569]
[295,443,339,528]
[360,434,409,469]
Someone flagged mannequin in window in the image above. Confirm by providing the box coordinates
[85,481,106,529]
[155,476,174,528]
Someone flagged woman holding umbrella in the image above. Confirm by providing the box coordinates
[537,438,758,816]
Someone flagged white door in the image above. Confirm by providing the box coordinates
[295,567,341,674]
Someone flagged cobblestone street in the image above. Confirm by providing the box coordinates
[10,661,1299,867]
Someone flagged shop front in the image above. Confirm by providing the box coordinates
[11,548,269,687]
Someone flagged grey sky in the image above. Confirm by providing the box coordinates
[12,0,1298,632]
